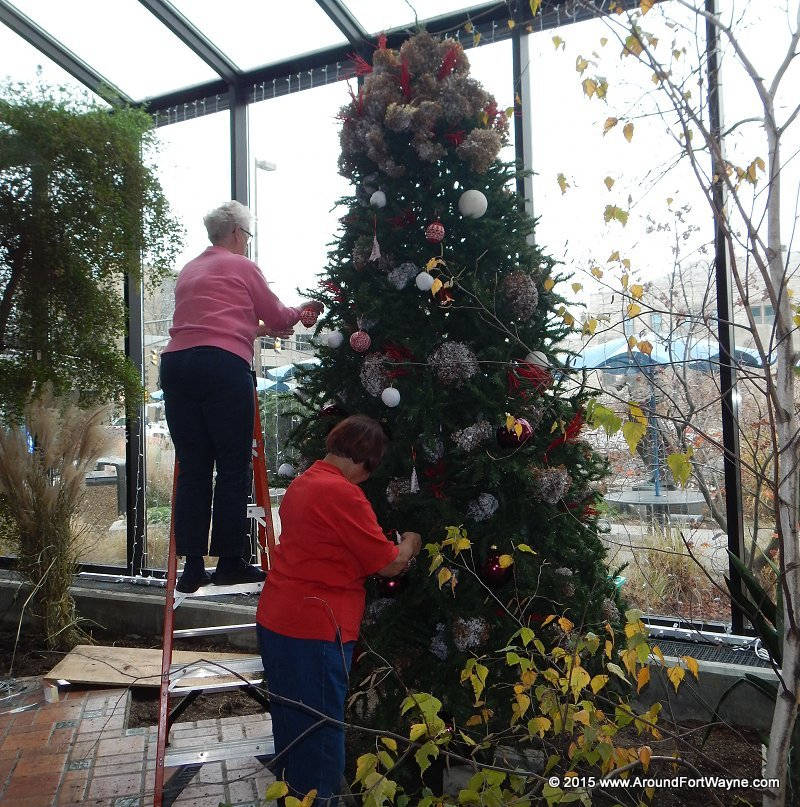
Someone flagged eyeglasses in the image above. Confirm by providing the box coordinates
[238,225,253,239]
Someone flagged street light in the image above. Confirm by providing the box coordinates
[253,158,276,266]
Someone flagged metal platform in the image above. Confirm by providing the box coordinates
[173,581,263,609]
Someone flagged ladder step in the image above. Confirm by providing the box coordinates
[165,737,274,767]
[169,657,264,680]
[169,657,264,694]
[173,623,256,639]
[173,582,263,609]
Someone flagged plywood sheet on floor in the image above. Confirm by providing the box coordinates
[44,644,260,688]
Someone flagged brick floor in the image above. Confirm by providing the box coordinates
[0,677,276,806]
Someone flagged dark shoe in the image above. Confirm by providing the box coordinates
[176,568,212,593]
[212,558,266,586]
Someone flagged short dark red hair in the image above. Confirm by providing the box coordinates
[325,415,388,472]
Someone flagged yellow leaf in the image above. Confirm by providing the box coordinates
[576,55,589,74]
[464,21,474,33]
[630,283,644,300]
[527,716,551,737]
[591,266,603,278]
[556,173,570,194]
[285,798,302,807]
[627,303,641,318]
[652,645,665,665]
[453,536,471,554]
[518,543,536,553]
[639,745,652,772]
[628,335,638,349]
[437,567,452,589]
[473,32,481,47]
[265,782,289,801]
[431,278,443,295]
[637,340,653,356]
[604,176,615,191]
[543,276,555,292]
[582,78,598,98]
[300,790,318,807]
[623,34,643,57]
[572,282,583,293]
[507,18,516,29]
[530,0,542,15]
[608,250,620,263]
[623,121,634,142]
[409,723,427,741]
[541,614,556,627]
[621,258,631,269]
[755,156,766,172]
[583,317,598,336]
[666,665,685,692]
[667,452,692,488]
[590,674,609,694]
[552,35,565,50]
[640,0,654,13]
[465,714,482,726]
[622,421,647,454]
[380,737,397,752]
[629,403,647,425]
[600,36,608,46]
[498,554,514,569]
[506,413,516,430]
[562,311,575,327]
[604,205,629,226]
[746,160,758,184]
[603,116,618,135]
[682,655,700,680]
[637,666,650,693]
[558,616,574,633]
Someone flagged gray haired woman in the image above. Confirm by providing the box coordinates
[160,200,323,592]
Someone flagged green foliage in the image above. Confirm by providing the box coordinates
[0,81,183,417]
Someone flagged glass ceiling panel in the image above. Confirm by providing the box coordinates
[170,0,347,71]
[0,22,108,106]
[342,1,486,35]
[8,0,218,100]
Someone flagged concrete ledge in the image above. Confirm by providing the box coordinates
[0,576,259,653]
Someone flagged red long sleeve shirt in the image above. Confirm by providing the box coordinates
[164,245,301,364]
[257,461,399,642]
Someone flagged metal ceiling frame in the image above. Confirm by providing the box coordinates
[0,0,134,105]
[315,0,370,49]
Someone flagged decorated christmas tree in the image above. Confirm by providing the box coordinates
[289,31,621,730]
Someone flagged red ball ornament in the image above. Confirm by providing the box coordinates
[349,330,371,352]
[480,549,512,588]
[497,416,533,448]
[376,574,409,597]
[425,219,445,243]
[299,307,320,327]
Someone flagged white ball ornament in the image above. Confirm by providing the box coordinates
[381,387,401,407]
[415,271,435,291]
[525,351,549,367]
[370,190,387,208]
[326,330,344,349]
[458,189,488,219]
[277,463,296,478]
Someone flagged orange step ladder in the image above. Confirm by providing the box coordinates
[153,380,278,807]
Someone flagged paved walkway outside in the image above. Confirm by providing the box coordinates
[0,677,275,806]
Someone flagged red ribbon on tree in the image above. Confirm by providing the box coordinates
[321,280,344,303]
[437,45,461,80]
[347,85,365,117]
[377,33,388,50]
[383,342,414,378]
[545,411,584,457]
[444,131,466,146]
[507,360,553,397]
[387,209,417,228]
[349,52,373,76]
[400,59,412,100]
[424,460,446,499]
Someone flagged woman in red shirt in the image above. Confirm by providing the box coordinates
[256,415,421,805]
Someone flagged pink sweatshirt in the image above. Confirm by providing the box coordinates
[164,246,302,364]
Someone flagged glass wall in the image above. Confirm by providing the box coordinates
[527,4,728,622]
[143,111,230,569]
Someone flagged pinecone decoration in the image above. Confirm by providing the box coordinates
[501,270,539,320]
[530,466,572,504]
[428,341,479,386]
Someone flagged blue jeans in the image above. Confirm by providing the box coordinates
[160,346,254,557]
[258,625,355,806]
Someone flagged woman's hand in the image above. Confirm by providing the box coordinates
[377,531,422,577]
[302,300,325,314]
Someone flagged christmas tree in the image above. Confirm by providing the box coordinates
[289,31,621,730]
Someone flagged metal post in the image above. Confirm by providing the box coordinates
[229,85,249,206]
[124,270,146,577]
[705,0,745,633]
[511,25,534,223]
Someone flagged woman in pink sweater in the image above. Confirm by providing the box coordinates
[161,200,322,592]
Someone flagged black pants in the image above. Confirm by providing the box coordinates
[160,346,254,558]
